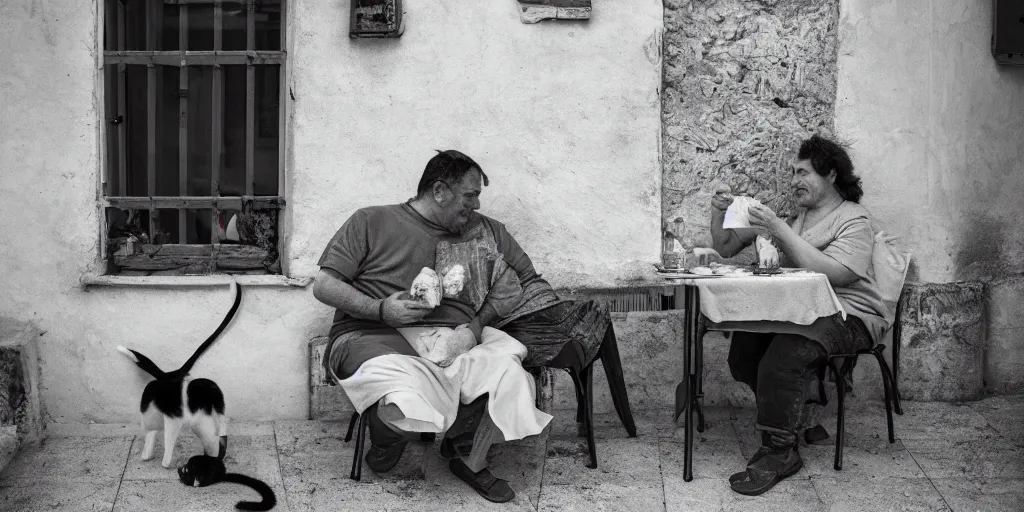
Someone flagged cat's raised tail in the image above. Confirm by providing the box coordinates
[222,473,276,511]
[117,280,241,379]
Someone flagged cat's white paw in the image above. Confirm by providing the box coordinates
[140,453,153,461]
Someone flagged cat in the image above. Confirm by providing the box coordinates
[117,280,241,468]
[178,453,277,511]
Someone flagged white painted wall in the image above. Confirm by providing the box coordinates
[836,0,1024,283]
[0,0,663,422]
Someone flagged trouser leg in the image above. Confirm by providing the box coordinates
[755,334,827,447]
[727,331,774,393]
[446,394,488,444]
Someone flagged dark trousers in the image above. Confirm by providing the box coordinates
[367,394,489,447]
[727,332,828,446]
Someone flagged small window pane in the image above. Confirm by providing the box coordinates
[254,65,280,196]
[123,65,181,197]
[255,0,283,51]
[186,209,215,244]
[104,65,122,195]
[188,2,248,51]
[221,65,248,196]
[187,66,216,196]
[153,209,178,245]
[120,0,179,51]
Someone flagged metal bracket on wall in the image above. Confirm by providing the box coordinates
[518,0,591,25]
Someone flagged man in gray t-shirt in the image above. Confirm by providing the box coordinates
[313,150,545,503]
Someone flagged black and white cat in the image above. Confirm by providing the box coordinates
[178,453,277,511]
[117,280,241,468]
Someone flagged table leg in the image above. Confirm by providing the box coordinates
[683,285,695,482]
[694,296,707,433]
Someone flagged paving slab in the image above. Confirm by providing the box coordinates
[931,478,1024,512]
[664,472,824,512]
[894,402,998,441]
[658,406,741,442]
[903,437,1024,480]
[0,435,132,484]
[800,440,924,481]
[0,480,120,512]
[660,436,746,480]
[114,479,287,512]
[541,436,664,511]
[810,476,950,512]
[966,395,1024,443]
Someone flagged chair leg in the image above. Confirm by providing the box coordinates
[351,414,368,481]
[828,359,846,471]
[568,368,586,436]
[873,349,897,443]
[600,327,638,437]
[877,347,904,415]
[345,412,359,442]
[583,363,597,469]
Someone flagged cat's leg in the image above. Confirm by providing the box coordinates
[192,413,221,458]
[140,408,163,461]
[161,416,184,468]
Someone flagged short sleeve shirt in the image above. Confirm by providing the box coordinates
[317,202,537,340]
[784,202,889,343]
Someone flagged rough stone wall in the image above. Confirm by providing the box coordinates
[662,0,839,246]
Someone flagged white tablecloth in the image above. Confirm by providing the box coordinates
[682,272,845,325]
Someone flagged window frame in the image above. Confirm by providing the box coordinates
[97,0,289,276]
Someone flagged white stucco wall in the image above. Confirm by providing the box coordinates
[0,0,663,422]
[836,0,1024,283]
[287,1,665,288]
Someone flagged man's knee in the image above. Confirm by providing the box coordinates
[758,334,826,379]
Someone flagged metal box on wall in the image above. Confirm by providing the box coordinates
[992,0,1024,65]
[350,0,403,38]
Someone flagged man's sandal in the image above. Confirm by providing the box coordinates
[449,458,516,503]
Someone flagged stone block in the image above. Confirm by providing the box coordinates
[897,282,987,401]
[308,336,355,421]
[0,322,44,473]
[985,276,1024,394]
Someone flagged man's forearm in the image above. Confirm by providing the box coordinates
[312,269,383,321]
[472,303,500,328]
[710,210,748,258]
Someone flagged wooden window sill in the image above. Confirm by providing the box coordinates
[80,274,312,289]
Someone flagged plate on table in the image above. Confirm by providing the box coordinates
[655,267,724,279]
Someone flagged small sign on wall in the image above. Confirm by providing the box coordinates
[350,0,404,38]
[519,0,591,24]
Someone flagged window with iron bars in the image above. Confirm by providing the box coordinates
[101,0,286,276]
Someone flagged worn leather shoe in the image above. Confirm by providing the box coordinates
[365,440,408,473]
[449,458,515,503]
[729,445,803,496]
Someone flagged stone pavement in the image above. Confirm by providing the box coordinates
[1,395,1022,511]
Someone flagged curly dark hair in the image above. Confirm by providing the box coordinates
[416,150,489,197]
[797,135,863,203]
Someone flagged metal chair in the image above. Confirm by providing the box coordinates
[826,288,906,470]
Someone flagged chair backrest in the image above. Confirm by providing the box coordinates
[871,230,912,328]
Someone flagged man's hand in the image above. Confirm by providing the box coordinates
[381,291,434,327]
[711,184,734,212]
[748,203,787,236]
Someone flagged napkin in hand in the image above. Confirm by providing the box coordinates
[722,196,764,229]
